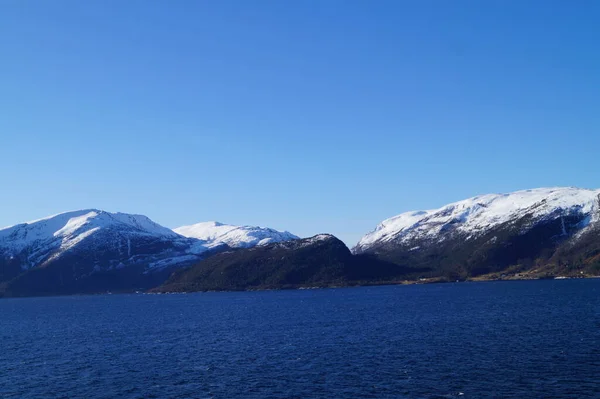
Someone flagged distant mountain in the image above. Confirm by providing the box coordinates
[155,235,415,293]
[0,210,303,297]
[174,221,298,248]
[354,187,600,279]
[3,186,600,297]
[0,209,222,297]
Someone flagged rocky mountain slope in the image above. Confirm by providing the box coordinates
[354,187,600,279]
[174,221,298,248]
[155,235,415,292]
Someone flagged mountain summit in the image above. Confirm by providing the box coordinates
[174,221,298,248]
[1,209,181,266]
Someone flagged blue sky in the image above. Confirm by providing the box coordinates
[1,0,599,245]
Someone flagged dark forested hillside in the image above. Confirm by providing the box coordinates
[155,235,422,292]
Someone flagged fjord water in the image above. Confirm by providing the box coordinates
[1,281,598,399]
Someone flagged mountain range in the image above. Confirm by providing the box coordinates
[2,187,600,297]
[0,210,297,296]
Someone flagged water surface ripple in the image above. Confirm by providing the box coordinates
[1,279,598,398]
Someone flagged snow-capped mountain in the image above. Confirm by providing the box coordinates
[0,210,228,296]
[0,210,300,297]
[174,221,299,248]
[355,187,600,252]
[354,187,600,279]
[0,209,215,270]
[2,210,174,265]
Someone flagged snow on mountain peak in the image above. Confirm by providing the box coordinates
[0,209,179,257]
[173,221,299,248]
[355,187,600,251]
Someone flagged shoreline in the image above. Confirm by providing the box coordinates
[152,273,600,295]
[2,273,599,299]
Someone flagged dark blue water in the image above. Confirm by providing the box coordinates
[1,280,599,399]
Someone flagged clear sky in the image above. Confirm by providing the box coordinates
[1,0,599,245]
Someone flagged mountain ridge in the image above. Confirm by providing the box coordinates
[2,186,600,297]
[354,187,600,253]
[174,221,298,248]
[354,186,600,280]
[154,234,416,293]
[0,210,300,297]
